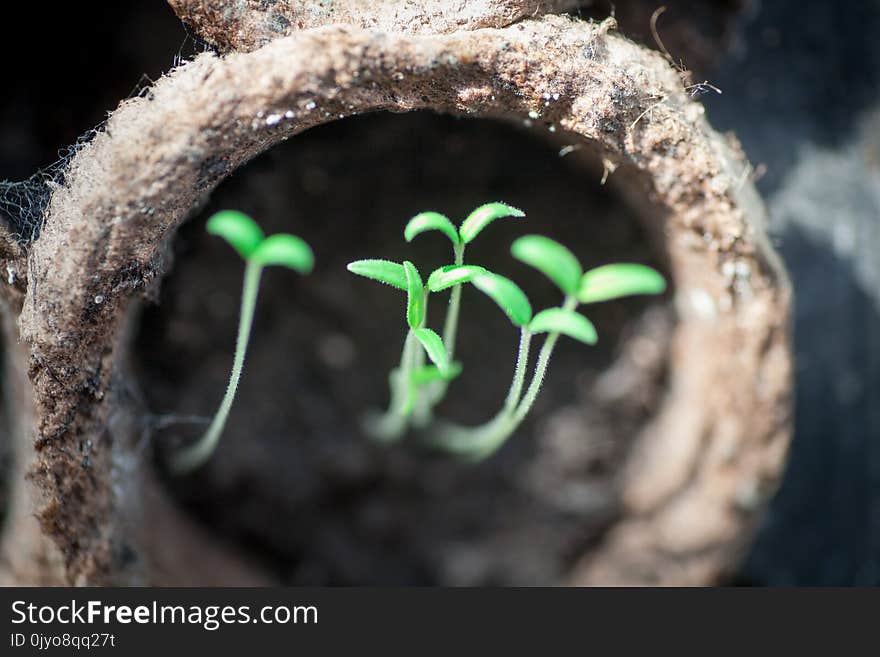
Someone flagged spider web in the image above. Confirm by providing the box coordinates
[0,30,212,245]
[0,131,98,244]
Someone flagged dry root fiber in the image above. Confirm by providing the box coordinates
[0,0,791,585]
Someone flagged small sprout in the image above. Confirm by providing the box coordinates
[427,265,487,292]
[404,261,425,328]
[405,211,460,246]
[172,211,313,474]
[529,308,598,345]
[471,272,533,327]
[458,202,524,244]
[345,257,430,441]
[578,264,666,304]
[347,259,408,289]
[512,235,583,296]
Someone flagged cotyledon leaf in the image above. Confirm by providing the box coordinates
[404,211,460,246]
[511,235,582,295]
[458,202,525,244]
[529,308,597,345]
[426,265,487,292]
[250,234,314,273]
[404,261,425,328]
[206,210,265,259]
[412,327,452,373]
[578,264,666,304]
[470,272,532,327]
[347,259,408,290]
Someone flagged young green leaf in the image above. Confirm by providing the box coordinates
[578,264,666,304]
[404,261,425,328]
[458,202,525,244]
[511,235,582,295]
[412,327,451,372]
[250,234,314,273]
[427,265,487,292]
[471,272,532,327]
[404,211,460,246]
[411,362,463,385]
[347,259,408,290]
[207,210,265,259]
[529,308,598,344]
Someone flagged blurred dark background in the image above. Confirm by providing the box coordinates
[1,0,878,584]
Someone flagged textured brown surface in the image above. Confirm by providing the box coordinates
[0,7,791,584]
[169,0,585,51]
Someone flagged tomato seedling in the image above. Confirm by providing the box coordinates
[348,202,524,440]
[348,203,666,459]
[171,210,313,474]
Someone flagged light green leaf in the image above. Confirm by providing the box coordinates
[404,212,460,246]
[471,272,532,327]
[511,235,582,295]
[427,265,487,292]
[206,210,265,259]
[529,308,597,344]
[250,234,314,273]
[411,362,462,385]
[347,259,408,290]
[578,264,666,304]
[458,202,525,244]
[404,261,425,328]
[412,327,451,372]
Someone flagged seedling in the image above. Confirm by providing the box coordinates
[171,210,313,474]
[429,235,665,459]
[348,202,524,440]
[348,204,666,459]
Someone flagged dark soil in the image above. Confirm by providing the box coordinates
[133,112,671,585]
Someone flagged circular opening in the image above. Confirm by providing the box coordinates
[133,112,673,585]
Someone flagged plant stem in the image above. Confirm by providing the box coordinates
[442,242,465,358]
[510,333,559,426]
[172,260,263,473]
[422,242,465,412]
[369,329,417,441]
[425,296,577,459]
[510,295,577,425]
[407,290,430,415]
[503,327,532,414]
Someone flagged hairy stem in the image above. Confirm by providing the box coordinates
[408,290,430,417]
[504,327,532,413]
[369,328,417,442]
[442,242,465,358]
[511,296,577,425]
[425,297,577,459]
[172,260,263,473]
[511,332,559,426]
[422,242,465,413]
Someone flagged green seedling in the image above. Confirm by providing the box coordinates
[171,210,313,474]
[345,257,459,440]
[348,202,524,440]
[429,235,665,459]
[406,202,524,360]
[349,203,665,459]
[406,202,525,418]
